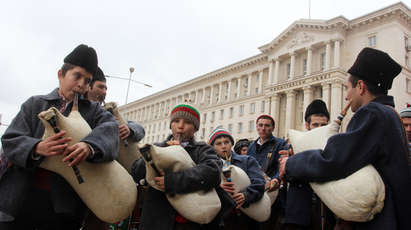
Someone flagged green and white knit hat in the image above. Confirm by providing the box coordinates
[170,104,201,130]
[208,126,234,146]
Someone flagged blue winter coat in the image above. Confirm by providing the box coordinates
[286,96,411,230]
[228,152,265,207]
[247,135,289,180]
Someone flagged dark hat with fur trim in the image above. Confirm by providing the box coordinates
[91,67,106,86]
[64,44,98,75]
[305,99,330,122]
[234,138,250,154]
[347,47,402,90]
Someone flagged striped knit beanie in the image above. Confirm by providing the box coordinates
[170,104,200,130]
[208,126,234,146]
[400,105,411,118]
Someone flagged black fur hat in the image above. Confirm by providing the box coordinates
[347,47,402,90]
[304,99,329,122]
[64,44,98,75]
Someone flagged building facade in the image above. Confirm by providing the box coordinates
[119,2,411,144]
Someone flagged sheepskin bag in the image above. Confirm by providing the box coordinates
[222,164,272,222]
[143,144,221,224]
[38,107,137,223]
[288,122,385,222]
[104,102,141,173]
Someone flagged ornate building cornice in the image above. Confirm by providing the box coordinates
[259,2,411,53]
[266,68,347,94]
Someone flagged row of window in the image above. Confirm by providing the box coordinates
[143,100,265,136]
[203,101,264,123]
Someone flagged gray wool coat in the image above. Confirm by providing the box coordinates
[0,88,119,220]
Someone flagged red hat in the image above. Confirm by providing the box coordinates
[256,114,275,127]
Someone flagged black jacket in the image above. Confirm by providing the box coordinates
[131,135,223,230]
[286,96,411,230]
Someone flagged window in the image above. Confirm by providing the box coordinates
[249,120,254,132]
[303,59,307,75]
[148,125,151,134]
[261,101,265,112]
[201,128,205,139]
[229,107,234,118]
[238,122,243,134]
[203,113,207,124]
[287,63,291,79]
[250,103,256,114]
[158,122,161,131]
[153,124,156,133]
[164,121,167,130]
[320,53,326,71]
[210,126,214,135]
[220,109,224,120]
[239,105,244,116]
[368,35,376,47]
[228,124,233,133]
[211,111,215,122]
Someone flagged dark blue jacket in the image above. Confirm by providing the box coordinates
[247,135,289,179]
[0,88,119,220]
[126,121,145,143]
[286,96,411,230]
[228,152,265,207]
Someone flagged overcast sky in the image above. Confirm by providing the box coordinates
[0,0,409,138]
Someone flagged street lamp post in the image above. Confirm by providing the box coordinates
[125,67,135,105]
[105,68,152,105]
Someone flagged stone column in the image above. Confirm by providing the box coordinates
[209,85,214,105]
[237,78,241,98]
[322,82,331,110]
[290,52,296,80]
[325,41,331,70]
[330,80,343,121]
[201,88,206,104]
[285,90,296,132]
[218,82,222,103]
[274,58,280,84]
[302,86,313,128]
[268,60,275,84]
[247,74,252,96]
[307,47,312,75]
[258,70,263,94]
[194,90,198,104]
[334,40,341,68]
[271,94,280,135]
[227,80,232,101]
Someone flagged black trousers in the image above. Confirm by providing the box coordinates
[0,188,83,230]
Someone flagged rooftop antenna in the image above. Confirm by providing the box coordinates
[309,0,311,19]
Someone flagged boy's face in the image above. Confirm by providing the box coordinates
[305,115,328,131]
[88,80,107,103]
[58,66,92,101]
[213,136,233,159]
[170,118,196,141]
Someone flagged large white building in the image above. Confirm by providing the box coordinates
[120,2,411,144]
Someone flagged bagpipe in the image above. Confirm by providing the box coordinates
[287,102,385,222]
[37,94,137,223]
[103,102,141,173]
[139,143,221,224]
[221,164,272,222]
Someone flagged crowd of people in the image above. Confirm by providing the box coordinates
[0,44,410,230]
